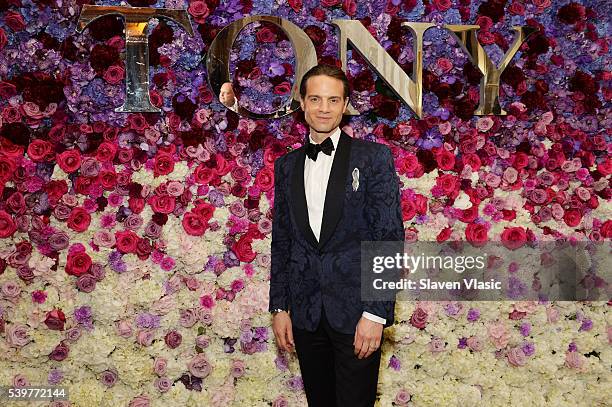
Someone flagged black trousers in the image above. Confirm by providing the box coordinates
[292,307,382,407]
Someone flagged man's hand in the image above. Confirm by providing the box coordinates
[354,316,383,359]
[272,311,295,352]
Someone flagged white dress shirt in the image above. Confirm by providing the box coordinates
[304,127,386,326]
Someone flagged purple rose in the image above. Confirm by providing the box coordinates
[6,324,30,347]
[100,369,117,387]
[164,330,182,349]
[154,376,172,393]
[76,274,97,292]
[49,341,69,361]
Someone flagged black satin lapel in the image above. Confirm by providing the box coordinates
[290,149,319,250]
[318,131,352,250]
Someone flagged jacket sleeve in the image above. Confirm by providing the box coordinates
[362,145,404,327]
[268,156,292,312]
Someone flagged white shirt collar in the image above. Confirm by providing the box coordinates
[308,127,341,149]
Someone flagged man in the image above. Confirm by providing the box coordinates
[219,81,238,111]
[269,64,404,406]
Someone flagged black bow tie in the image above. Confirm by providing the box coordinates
[305,137,335,161]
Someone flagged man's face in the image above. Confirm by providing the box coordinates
[219,83,236,107]
[300,75,348,140]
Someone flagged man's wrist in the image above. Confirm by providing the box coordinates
[271,308,287,316]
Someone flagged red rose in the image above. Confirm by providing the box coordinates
[7,192,25,214]
[352,70,374,92]
[321,0,340,7]
[462,153,482,171]
[437,227,452,242]
[256,27,276,43]
[0,154,16,183]
[401,200,416,221]
[304,25,327,46]
[477,31,495,45]
[343,0,356,16]
[255,167,274,191]
[154,153,174,177]
[182,212,208,236]
[414,194,427,215]
[508,1,525,15]
[115,230,140,254]
[273,81,291,95]
[4,11,26,32]
[129,197,145,214]
[0,28,7,50]
[410,307,428,329]
[557,2,585,25]
[67,207,91,232]
[500,227,527,250]
[465,223,488,247]
[66,252,92,277]
[371,94,400,120]
[57,149,82,173]
[188,1,210,24]
[45,180,68,202]
[149,194,176,214]
[436,174,458,196]
[459,205,479,223]
[194,164,214,184]
[44,309,66,331]
[233,235,256,262]
[0,210,17,238]
[436,149,455,171]
[512,152,529,169]
[99,140,117,159]
[287,0,302,12]
[0,81,17,99]
[103,65,124,85]
[27,139,53,162]
[192,202,215,223]
[563,208,582,227]
[432,0,451,11]
[600,220,612,239]
[99,170,118,190]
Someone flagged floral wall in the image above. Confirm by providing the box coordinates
[0,0,610,405]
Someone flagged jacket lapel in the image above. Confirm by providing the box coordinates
[318,131,352,250]
[290,147,319,250]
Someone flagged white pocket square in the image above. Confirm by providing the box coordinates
[352,167,360,192]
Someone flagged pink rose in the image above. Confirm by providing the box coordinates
[6,323,30,347]
[129,395,150,407]
[436,57,453,73]
[154,357,167,376]
[565,351,585,370]
[116,320,133,338]
[136,329,155,346]
[467,336,483,351]
[487,321,509,350]
[507,347,526,367]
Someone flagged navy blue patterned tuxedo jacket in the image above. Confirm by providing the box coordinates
[269,130,404,335]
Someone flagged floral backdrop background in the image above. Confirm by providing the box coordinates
[0,0,610,405]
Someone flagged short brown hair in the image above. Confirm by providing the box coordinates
[299,64,350,100]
